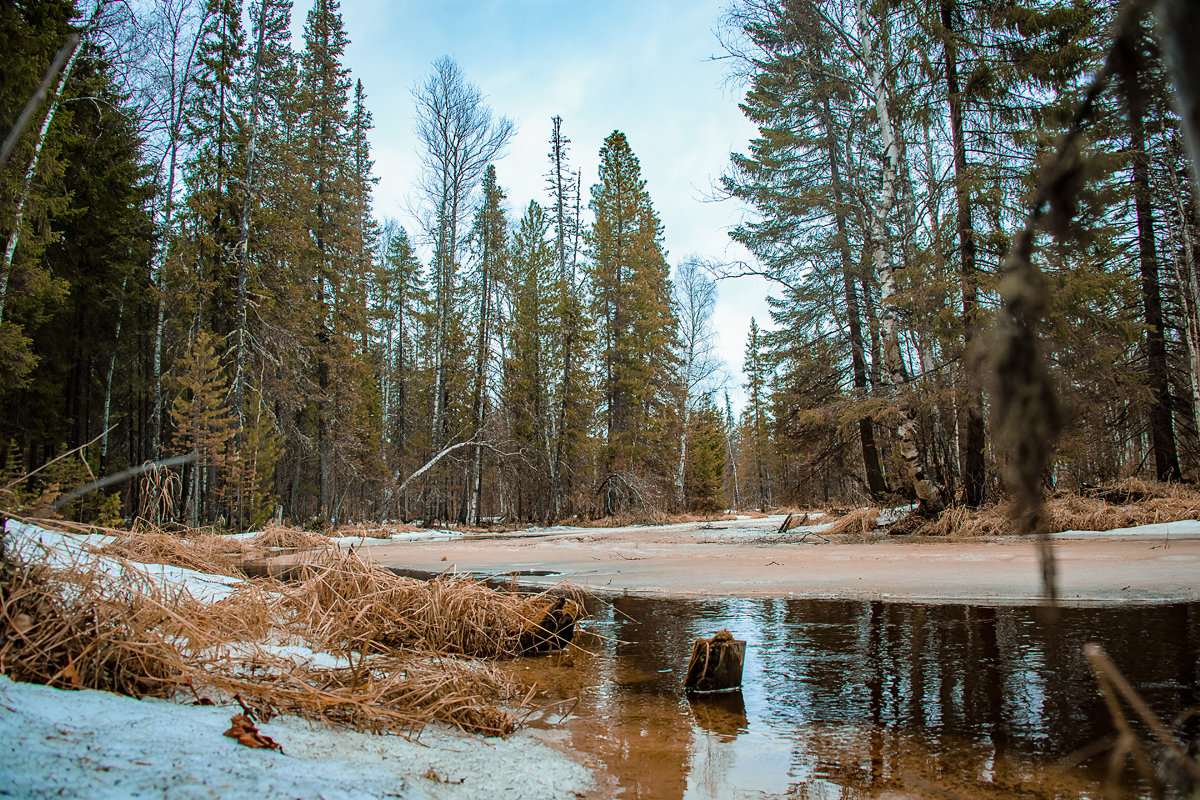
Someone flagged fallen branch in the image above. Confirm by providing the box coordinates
[396,438,518,494]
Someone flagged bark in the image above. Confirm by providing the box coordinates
[1117,28,1182,482]
[856,0,944,514]
[819,95,888,499]
[940,0,987,506]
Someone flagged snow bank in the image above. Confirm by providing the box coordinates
[0,675,590,800]
[0,520,595,799]
[4,520,242,603]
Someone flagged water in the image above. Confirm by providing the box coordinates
[516,597,1200,799]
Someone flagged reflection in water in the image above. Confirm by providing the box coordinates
[518,598,1200,799]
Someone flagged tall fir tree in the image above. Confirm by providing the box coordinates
[587,131,680,515]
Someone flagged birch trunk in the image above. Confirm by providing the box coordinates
[855,0,944,514]
[0,34,84,322]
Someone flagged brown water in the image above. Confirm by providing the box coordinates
[516,597,1200,799]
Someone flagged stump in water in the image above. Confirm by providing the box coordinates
[683,629,746,693]
[520,597,580,654]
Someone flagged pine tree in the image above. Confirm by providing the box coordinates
[464,165,506,524]
[374,223,427,515]
[742,319,772,511]
[297,0,359,520]
[587,131,680,514]
[170,330,234,527]
[685,398,726,513]
[545,116,590,518]
[0,42,155,502]
[501,200,556,521]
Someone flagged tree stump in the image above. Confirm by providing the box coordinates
[519,597,580,654]
[683,629,746,693]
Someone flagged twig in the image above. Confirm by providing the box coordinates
[0,35,81,173]
[2,425,115,493]
[1085,642,1200,786]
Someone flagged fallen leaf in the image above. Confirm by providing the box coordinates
[223,713,283,753]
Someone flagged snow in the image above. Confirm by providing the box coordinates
[4,521,242,603]
[0,520,595,799]
[0,674,590,799]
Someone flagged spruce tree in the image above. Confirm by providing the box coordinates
[587,131,679,514]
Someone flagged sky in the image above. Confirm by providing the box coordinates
[311,0,773,410]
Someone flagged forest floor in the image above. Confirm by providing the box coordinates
[359,512,1200,605]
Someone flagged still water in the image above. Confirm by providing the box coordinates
[517,598,1200,799]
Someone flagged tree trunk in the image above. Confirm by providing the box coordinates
[857,0,944,514]
[941,0,987,506]
[819,95,888,499]
[1117,26,1182,482]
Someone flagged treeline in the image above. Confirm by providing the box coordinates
[1,0,731,527]
[724,0,1200,512]
[6,0,1199,530]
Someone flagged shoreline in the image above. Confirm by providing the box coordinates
[350,514,1200,607]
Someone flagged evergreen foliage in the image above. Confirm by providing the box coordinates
[2,0,1198,528]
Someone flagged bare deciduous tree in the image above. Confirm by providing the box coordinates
[413,56,513,518]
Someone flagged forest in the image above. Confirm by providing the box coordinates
[3,0,1200,531]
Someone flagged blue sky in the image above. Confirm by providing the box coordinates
[310,0,772,409]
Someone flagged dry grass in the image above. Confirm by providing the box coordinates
[1,525,581,737]
[251,524,332,551]
[331,521,422,539]
[0,560,186,697]
[821,506,883,537]
[280,548,558,658]
[577,510,738,528]
[905,478,1200,537]
[100,530,250,577]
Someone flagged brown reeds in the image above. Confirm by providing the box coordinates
[250,524,332,551]
[0,559,185,697]
[279,548,558,658]
[1084,642,1200,797]
[2,525,580,737]
[901,479,1200,537]
[100,530,250,577]
[821,507,882,537]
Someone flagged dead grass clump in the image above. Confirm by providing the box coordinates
[0,559,185,697]
[197,653,522,737]
[822,507,882,537]
[251,525,332,551]
[905,504,1012,538]
[899,478,1200,537]
[3,525,579,737]
[331,521,422,539]
[280,548,554,659]
[100,530,249,577]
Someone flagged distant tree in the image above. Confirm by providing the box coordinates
[464,165,507,524]
[672,257,722,510]
[587,131,679,515]
[413,56,513,521]
[685,399,726,513]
